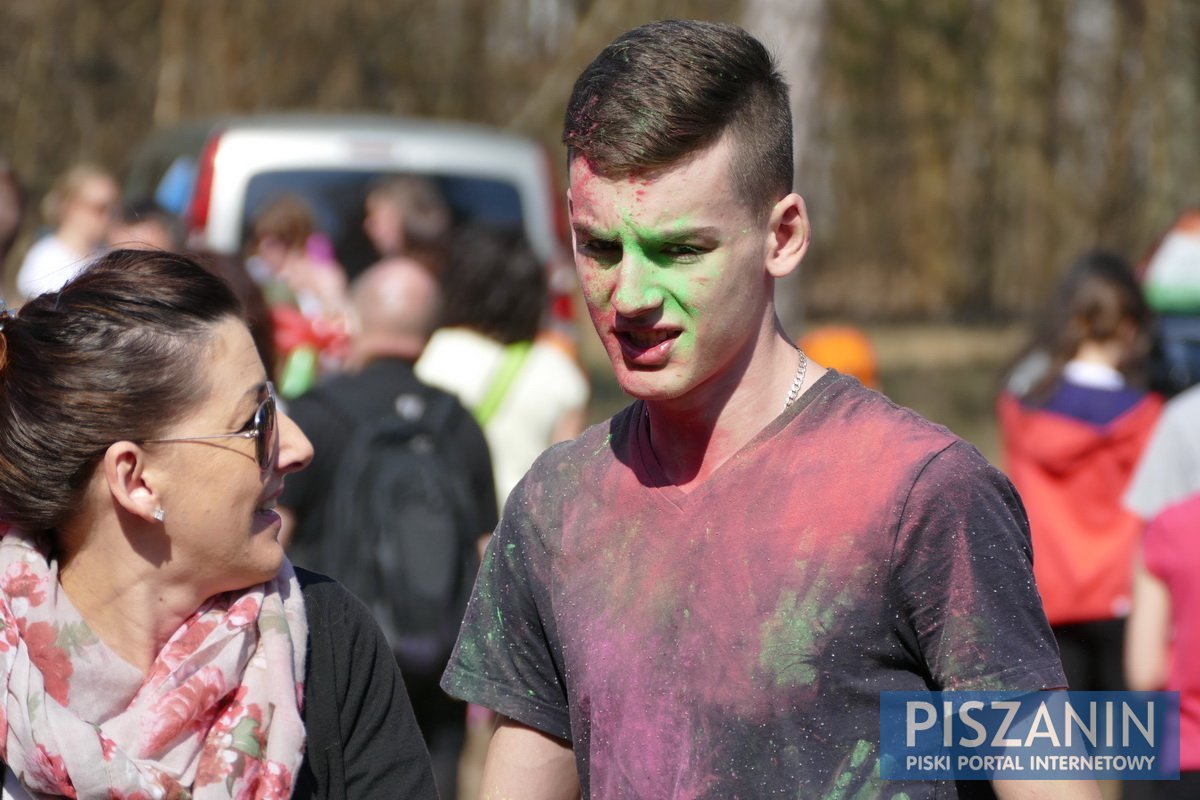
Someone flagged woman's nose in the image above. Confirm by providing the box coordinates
[276,412,314,475]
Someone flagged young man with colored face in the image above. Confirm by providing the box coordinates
[443,20,1095,800]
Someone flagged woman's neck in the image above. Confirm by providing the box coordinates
[1073,338,1125,370]
[58,525,206,674]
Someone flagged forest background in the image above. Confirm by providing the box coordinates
[3,0,1198,459]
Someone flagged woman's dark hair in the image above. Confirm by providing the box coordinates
[252,194,315,250]
[1019,250,1152,401]
[0,249,243,533]
[192,249,277,376]
[438,223,546,345]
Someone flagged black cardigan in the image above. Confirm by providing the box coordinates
[292,568,439,799]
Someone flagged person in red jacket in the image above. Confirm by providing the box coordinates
[999,250,1162,692]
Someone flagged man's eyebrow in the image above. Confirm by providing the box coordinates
[572,224,723,241]
[571,222,612,239]
[656,225,721,240]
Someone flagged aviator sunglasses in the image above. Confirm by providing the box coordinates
[141,381,279,470]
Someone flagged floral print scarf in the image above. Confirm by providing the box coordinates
[0,528,307,799]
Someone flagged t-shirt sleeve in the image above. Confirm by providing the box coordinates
[441,475,571,741]
[890,441,1066,691]
[1142,500,1189,584]
[1125,404,1197,521]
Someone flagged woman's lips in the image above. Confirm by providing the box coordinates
[615,328,681,366]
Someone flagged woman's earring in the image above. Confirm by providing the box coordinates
[152,508,165,523]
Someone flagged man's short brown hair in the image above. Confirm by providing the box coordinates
[563,19,793,218]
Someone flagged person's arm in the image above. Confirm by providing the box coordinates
[480,716,580,800]
[550,406,587,445]
[1125,553,1172,691]
[992,779,1101,799]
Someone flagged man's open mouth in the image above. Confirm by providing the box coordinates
[619,329,680,349]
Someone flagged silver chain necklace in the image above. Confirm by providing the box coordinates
[784,348,809,410]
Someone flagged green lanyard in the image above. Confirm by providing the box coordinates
[473,340,532,426]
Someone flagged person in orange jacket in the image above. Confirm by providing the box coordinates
[998,250,1162,693]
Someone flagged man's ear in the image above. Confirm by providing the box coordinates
[764,193,811,279]
[103,442,160,524]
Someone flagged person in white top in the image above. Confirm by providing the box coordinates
[416,223,589,511]
[15,164,119,300]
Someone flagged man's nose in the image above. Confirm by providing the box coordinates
[611,254,664,317]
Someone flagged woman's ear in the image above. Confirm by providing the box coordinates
[764,193,811,279]
[103,442,160,524]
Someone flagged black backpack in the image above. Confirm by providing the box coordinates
[318,389,481,677]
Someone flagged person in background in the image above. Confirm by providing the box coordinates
[1126,491,1200,798]
[0,249,436,798]
[280,257,496,800]
[107,199,182,252]
[362,176,452,274]
[0,159,24,280]
[444,19,1086,800]
[415,223,588,800]
[15,164,119,300]
[417,222,589,513]
[998,251,1161,698]
[247,195,350,397]
[1124,380,1200,522]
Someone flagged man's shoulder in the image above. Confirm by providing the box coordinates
[810,373,961,458]
[510,404,639,494]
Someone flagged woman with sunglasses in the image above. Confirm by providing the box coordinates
[0,249,437,798]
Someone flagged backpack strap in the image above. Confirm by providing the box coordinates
[473,340,533,427]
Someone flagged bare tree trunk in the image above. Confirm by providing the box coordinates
[743,0,828,333]
[507,0,637,136]
[153,0,187,127]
